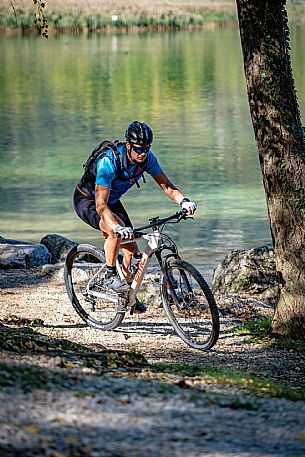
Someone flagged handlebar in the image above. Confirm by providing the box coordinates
[115,210,190,238]
[133,209,189,233]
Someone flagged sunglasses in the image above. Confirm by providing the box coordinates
[132,145,150,154]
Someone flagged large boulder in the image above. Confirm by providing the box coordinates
[212,245,279,307]
[40,234,78,263]
[0,237,50,269]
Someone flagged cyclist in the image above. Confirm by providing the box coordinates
[73,121,197,313]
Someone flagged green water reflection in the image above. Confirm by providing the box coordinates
[1,27,304,277]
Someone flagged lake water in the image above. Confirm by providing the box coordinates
[1,25,305,279]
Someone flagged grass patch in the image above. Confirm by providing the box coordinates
[0,323,148,371]
[0,0,303,34]
[272,336,305,353]
[234,317,273,341]
[0,0,238,33]
[0,362,68,391]
[151,363,305,402]
[0,323,91,353]
[233,317,305,352]
[0,327,147,362]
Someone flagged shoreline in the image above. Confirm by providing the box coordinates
[0,0,238,36]
[0,1,304,37]
[0,21,239,37]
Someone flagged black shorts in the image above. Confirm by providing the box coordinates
[73,187,132,231]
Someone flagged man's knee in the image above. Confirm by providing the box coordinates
[99,220,116,238]
[121,244,137,264]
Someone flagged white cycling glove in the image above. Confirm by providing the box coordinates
[114,224,134,240]
[180,198,197,215]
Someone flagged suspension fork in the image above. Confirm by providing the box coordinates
[157,251,181,301]
[159,252,194,310]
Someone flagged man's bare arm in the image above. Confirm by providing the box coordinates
[152,171,185,204]
[95,184,123,232]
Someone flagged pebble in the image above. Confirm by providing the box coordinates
[1,268,305,456]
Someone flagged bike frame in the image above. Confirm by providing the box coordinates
[118,230,178,309]
[88,211,185,308]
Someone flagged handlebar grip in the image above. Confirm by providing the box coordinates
[114,226,135,238]
[133,230,144,238]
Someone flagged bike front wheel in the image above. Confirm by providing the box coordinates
[161,259,219,350]
[64,244,126,330]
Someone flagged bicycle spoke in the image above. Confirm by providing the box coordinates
[162,260,219,349]
[65,245,125,330]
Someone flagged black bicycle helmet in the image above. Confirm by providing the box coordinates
[125,121,153,146]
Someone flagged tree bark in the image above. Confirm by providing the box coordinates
[236,0,305,339]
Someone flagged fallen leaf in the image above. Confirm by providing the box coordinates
[298,430,305,441]
[25,426,39,434]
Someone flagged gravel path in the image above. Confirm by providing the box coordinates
[1,268,305,456]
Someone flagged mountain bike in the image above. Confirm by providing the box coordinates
[64,210,219,350]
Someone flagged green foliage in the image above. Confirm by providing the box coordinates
[294,187,305,214]
[275,159,305,216]
[2,0,304,35]
[0,361,78,392]
[234,316,305,352]
[2,1,238,34]
[33,0,48,38]
[272,335,305,352]
[234,317,273,340]
[0,363,51,391]
[261,69,276,93]
[152,363,305,401]
[0,323,90,353]
[277,160,289,178]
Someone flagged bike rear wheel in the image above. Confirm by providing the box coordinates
[64,244,126,330]
[162,259,219,350]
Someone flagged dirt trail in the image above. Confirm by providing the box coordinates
[1,269,305,457]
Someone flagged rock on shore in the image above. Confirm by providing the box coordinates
[0,234,78,270]
[0,236,50,269]
[0,234,278,315]
[40,234,78,263]
[211,245,278,317]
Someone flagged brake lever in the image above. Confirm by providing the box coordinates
[177,212,193,222]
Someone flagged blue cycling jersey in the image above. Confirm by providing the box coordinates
[95,144,163,204]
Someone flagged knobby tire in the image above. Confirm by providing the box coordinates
[162,259,219,350]
[64,244,125,330]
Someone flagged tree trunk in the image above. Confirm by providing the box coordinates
[236,0,305,339]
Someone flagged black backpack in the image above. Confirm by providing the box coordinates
[78,140,146,197]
